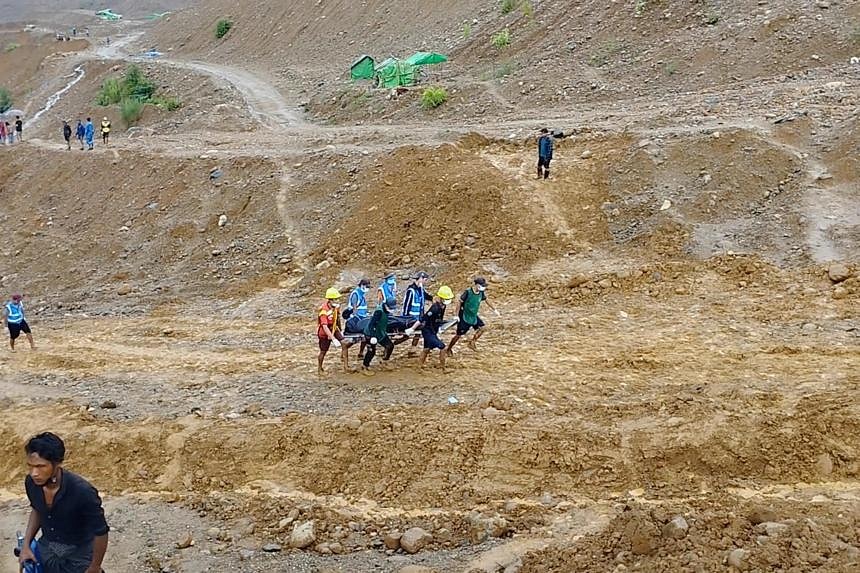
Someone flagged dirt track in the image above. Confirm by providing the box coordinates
[0,4,859,573]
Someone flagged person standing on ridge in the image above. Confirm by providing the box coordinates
[62,121,72,150]
[84,118,94,150]
[100,117,111,145]
[6,121,15,144]
[537,127,554,180]
[377,272,398,308]
[447,277,499,355]
[317,288,345,375]
[15,115,23,142]
[0,119,6,144]
[75,119,85,150]
[3,293,35,351]
[18,432,110,573]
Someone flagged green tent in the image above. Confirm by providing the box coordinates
[350,55,375,80]
[375,58,417,88]
[405,52,448,66]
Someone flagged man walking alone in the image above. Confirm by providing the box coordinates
[537,128,554,180]
[19,432,110,573]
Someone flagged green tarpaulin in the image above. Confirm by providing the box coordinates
[404,52,448,66]
[374,58,417,88]
[350,55,375,80]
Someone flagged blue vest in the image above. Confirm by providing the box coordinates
[5,302,23,324]
[348,288,368,319]
[378,282,396,306]
[403,285,425,318]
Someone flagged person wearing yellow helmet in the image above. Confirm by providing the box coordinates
[317,287,345,375]
[404,285,455,368]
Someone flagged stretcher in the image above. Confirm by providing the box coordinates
[341,317,459,342]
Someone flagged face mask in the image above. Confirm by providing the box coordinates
[477,286,486,292]
[386,278,396,285]
[442,299,452,306]
[331,302,340,308]
[360,286,369,293]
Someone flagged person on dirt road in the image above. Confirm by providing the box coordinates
[401,271,431,350]
[0,119,6,144]
[411,285,455,369]
[15,115,23,142]
[19,432,109,573]
[63,121,72,150]
[377,272,398,309]
[100,117,111,145]
[362,297,397,374]
[346,278,371,358]
[537,127,554,180]
[317,288,346,375]
[3,293,35,351]
[6,121,15,144]
[75,119,85,150]
[447,277,499,355]
[84,118,94,150]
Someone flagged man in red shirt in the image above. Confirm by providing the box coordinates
[317,288,345,375]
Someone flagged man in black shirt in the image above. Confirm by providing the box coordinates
[15,115,23,142]
[407,285,455,369]
[20,432,109,573]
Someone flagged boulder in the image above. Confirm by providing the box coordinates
[290,521,316,549]
[400,527,432,554]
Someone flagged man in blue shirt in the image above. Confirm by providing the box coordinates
[3,293,35,351]
[376,273,397,308]
[537,128,554,180]
[402,272,430,350]
[346,278,371,359]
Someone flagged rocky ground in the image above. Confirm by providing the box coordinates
[0,2,858,572]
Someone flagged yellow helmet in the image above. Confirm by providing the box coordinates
[325,288,341,300]
[437,285,454,300]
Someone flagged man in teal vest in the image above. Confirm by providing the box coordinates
[3,293,35,351]
[447,277,499,355]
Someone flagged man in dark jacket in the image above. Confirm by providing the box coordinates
[362,298,396,374]
[62,121,72,150]
[19,432,109,573]
[537,127,554,180]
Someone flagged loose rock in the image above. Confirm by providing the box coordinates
[290,521,316,549]
[400,527,433,554]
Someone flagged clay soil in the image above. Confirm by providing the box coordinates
[0,2,859,573]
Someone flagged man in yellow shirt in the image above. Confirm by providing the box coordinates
[100,117,111,145]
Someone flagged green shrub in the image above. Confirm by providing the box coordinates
[501,0,517,14]
[492,29,511,49]
[0,87,11,113]
[494,60,518,78]
[462,22,471,39]
[4,42,19,52]
[634,0,647,17]
[97,65,156,105]
[421,86,448,109]
[151,96,182,111]
[521,0,534,19]
[120,98,144,126]
[664,61,678,76]
[215,19,233,39]
[96,77,123,105]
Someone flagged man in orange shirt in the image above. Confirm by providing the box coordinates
[317,288,345,375]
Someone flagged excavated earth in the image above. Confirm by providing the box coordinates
[0,1,859,572]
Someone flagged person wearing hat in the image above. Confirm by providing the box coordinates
[100,117,111,145]
[537,127,554,180]
[407,286,455,369]
[3,293,35,351]
[361,297,397,374]
[376,273,398,309]
[84,118,94,150]
[345,278,372,359]
[317,287,345,375]
[447,277,499,355]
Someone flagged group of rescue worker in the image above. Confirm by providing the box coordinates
[316,273,498,375]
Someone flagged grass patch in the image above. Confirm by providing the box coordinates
[0,87,11,113]
[493,60,518,78]
[663,61,678,76]
[4,42,19,52]
[120,98,144,126]
[589,39,622,67]
[150,96,182,111]
[704,11,720,25]
[501,0,517,14]
[97,65,155,105]
[634,0,647,17]
[215,19,233,39]
[462,22,471,39]
[492,28,511,49]
[521,0,534,19]
[421,86,448,109]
